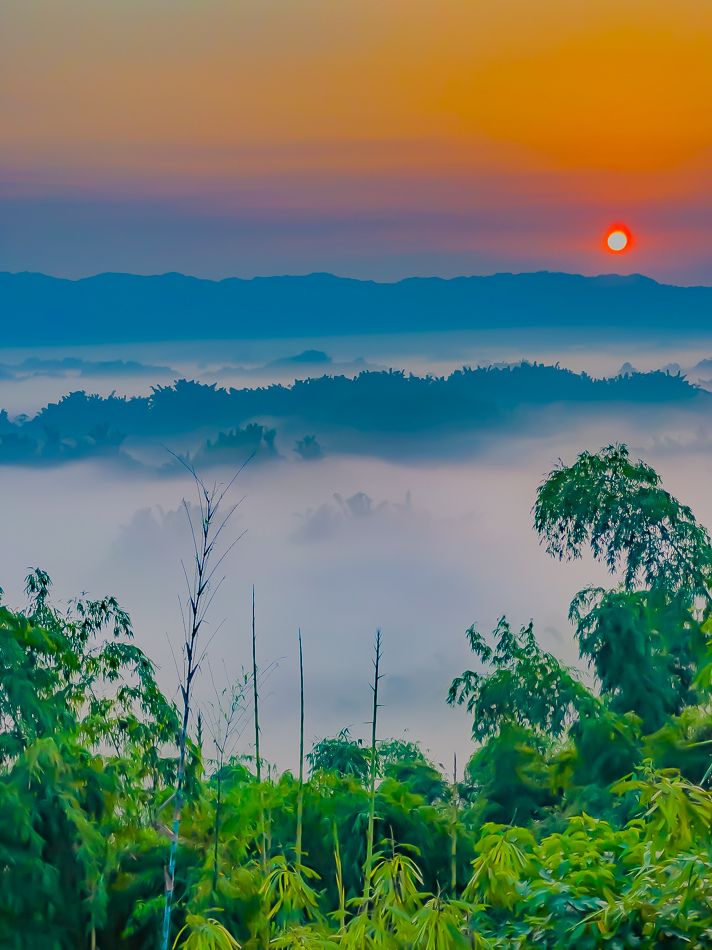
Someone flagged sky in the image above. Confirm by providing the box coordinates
[2,0,712,283]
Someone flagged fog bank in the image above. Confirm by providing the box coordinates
[1,421,710,772]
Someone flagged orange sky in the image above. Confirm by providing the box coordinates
[2,0,711,281]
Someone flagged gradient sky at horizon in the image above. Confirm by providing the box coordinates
[2,0,712,283]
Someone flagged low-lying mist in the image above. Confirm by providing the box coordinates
[2,325,712,415]
[1,411,710,773]
[0,328,710,770]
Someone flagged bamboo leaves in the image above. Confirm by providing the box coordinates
[613,764,712,853]
[411,896,471,950]
[173,913,241,950]
[262,856,321,923]
[464,824,535,909]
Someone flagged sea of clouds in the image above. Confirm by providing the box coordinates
[0,328,711,771]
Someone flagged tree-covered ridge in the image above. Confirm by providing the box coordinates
[0,364,703,467]
[4,444,712,948]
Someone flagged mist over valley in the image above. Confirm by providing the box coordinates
[1,328,711,770]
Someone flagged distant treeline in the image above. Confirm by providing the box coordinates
[0,364,703,466]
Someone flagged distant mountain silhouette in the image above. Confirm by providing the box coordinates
[1,270,711,345]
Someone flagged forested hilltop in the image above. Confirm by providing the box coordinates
[4,445,712,949]
[0,364,703,467]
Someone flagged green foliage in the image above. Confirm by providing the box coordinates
[6,441,712,949]
[262,857,321,924]
[571,586,703,731]
[308,731,371,781]
[173,913,241,950]
[464,722,558,826]
[465,823,535,909]
[410,895,471,950]
[534,442,712,600]
[0,571,178,949]
[533,445,712,737]
[448,617,596,741]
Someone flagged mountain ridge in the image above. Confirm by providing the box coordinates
[1,270,710,345]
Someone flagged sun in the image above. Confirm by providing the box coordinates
[605,225,632,253]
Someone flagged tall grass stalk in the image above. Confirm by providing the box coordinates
[252,586,261,783]
[363,629,383,906]
[451,751,458,895]
[333,821,346,931]
[251,587,270,950]
[296,629,305,868]
[251,586,269,879]
[161,470,243,950]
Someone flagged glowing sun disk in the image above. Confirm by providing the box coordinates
[607,230,628,252]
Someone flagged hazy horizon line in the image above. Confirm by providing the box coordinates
[5,268,708,290]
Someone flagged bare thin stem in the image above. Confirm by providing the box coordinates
[252,586,268,888]
[334,821,346,931]
[252,586,261,783]
[296,629,305,868]
[363,629,383,906]
[451,750,458,896]
[161,471,241,950]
